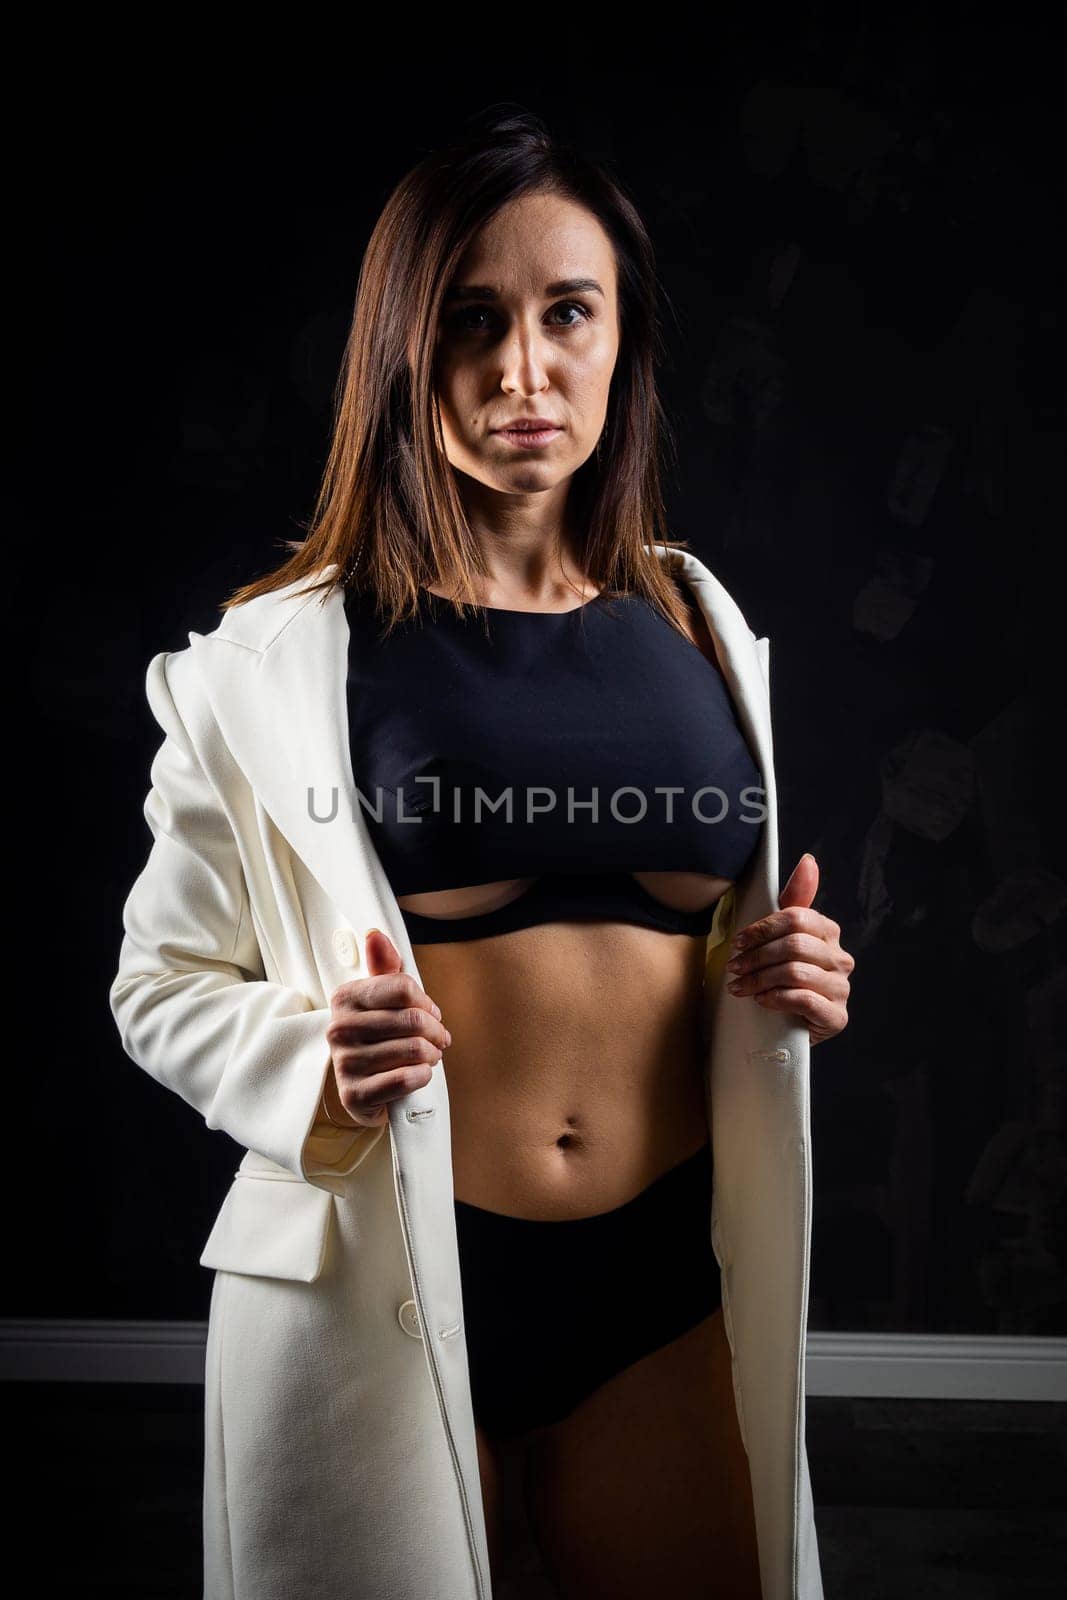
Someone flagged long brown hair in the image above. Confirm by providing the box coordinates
[223,103,695,635]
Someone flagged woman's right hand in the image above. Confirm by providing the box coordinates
[323,928,451,1127]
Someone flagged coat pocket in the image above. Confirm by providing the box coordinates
[199,1167,335,1282]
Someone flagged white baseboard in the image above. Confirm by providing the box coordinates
[1,1322,1065,1401]
[1,1320,211,1386]
[805,1331,1067,1402]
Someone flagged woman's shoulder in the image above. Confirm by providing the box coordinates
[651,542,759,646]
[664,570,721,672]
[211,568,340,655]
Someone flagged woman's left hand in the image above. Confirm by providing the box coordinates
[724,853,853,1047]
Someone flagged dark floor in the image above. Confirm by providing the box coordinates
[6,1385,1065,1598]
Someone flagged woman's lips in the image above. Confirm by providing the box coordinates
[493,426,563,448]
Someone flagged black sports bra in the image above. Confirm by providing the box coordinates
[343,585,764,944]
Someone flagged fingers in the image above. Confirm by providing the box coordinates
[726,930,848,979]
[334,1063,434,1127]
[726,960,851,1004]
[750,989,849,1045]
[331,971,443,1021]
[328,1005,452,1056]
[326,971,453,1128]
[725,902,856,1048]
[363,926,404,976]
[328,1044,444,1127]
[732,906,840,954]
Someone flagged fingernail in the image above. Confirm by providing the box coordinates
[732,934,747,951]
[430,1002,442,1019]
[444,1030,453,1045]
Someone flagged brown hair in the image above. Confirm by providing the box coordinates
[222,103,695,636]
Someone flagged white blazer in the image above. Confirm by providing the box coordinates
[110,543,824,1600]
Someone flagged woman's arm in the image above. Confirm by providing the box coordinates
[109,649,387,1187]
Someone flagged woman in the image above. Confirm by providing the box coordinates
[110,108,852,1600]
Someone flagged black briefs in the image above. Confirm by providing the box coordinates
[453,1140,722,1441]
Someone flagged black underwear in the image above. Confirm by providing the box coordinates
[453,1140,722,1441]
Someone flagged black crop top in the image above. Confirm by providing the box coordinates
[343,586,764,944]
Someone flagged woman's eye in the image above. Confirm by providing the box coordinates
[551,301,591,326]
[452,306,492,332]
[448,301,591,334]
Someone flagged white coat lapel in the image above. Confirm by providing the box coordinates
[659,547,778,898]
[666,550,771,746]
[186,565,401,941]
[185,546,774,943]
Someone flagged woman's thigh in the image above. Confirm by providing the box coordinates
[519,1309,762,1600]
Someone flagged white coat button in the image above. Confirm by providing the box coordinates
[397,1299,422,1339]
[332,928,361,968]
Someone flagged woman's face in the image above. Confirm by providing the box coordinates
[433,191,620,500]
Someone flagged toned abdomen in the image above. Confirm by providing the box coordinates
[413,920,711,1221]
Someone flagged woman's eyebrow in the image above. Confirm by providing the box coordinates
[443,278,605,302]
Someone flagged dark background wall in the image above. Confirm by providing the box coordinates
[20,21,1064,1333]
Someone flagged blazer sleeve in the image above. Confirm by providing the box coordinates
[108,649,385,1190]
